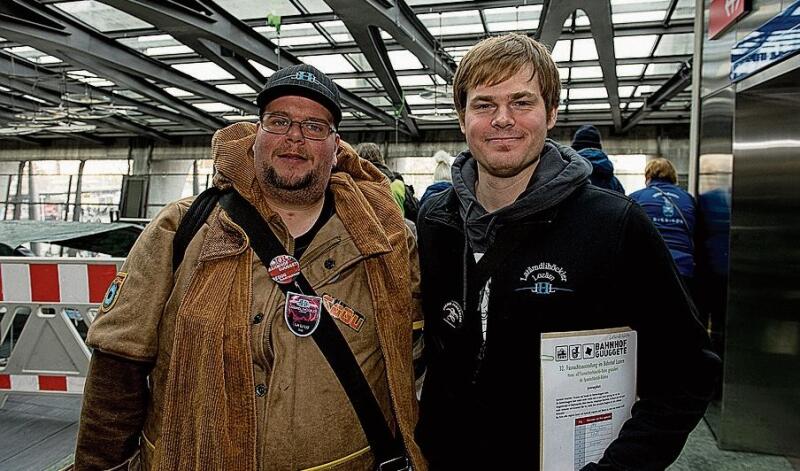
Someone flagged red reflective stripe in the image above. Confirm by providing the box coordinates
[38,375,67,391]
[88,264,118,303]
[0,374,10,389]
[30,264,60,302]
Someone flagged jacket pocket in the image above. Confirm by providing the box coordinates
[139,431,156,471]
[104,449,141,471]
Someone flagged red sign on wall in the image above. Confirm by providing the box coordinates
[709,0,750,39]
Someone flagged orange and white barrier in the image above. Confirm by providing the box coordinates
[0,257,124,406]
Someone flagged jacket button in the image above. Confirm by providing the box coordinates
[255,384,267,397]
[253,312,264,324]
[324,258,335,269]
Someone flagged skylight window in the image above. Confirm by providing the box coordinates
[398,75,434,86]
[614,35,658,58]
[215,0,299,19]
[570,66,603,79]
[569,87,608,100]
[302,55,356,74]
[617,64,646,76]
[484,5,542,32]
[164,87,193,97]
[320,21,353,44]
[388,50,424,71]
[217,84,257,95]
[53,1,153,32]
[572,38,599,61]
[552,41,571,62]
[654,34,693,56]
[172,62,235,81]
[144,45,193,56]
[193,102,236,113]
[248,61,275,78]
[419,11,484,36]
[4,46,62,64]
[569,103,611,110]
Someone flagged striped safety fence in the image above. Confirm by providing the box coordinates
[0,257,124,406]
[0,373,85,394]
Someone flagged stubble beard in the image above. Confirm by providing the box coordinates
[260,163,327,205]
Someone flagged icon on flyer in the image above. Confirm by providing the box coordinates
[583,343,595,359]
[555,345,568,361]
[570,344,582,360]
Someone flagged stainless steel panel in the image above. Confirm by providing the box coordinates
[722,65,800,456]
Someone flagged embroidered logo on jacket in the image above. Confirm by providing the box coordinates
[322,294,365,332]
[442,301,463,329]
[99,272,127,313]
[516,262,574,296]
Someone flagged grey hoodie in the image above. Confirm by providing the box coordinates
[451,139,592,254]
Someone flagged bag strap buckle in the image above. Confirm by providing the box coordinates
[377,455,411,471]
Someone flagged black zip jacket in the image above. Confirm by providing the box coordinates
[415,145,719,470]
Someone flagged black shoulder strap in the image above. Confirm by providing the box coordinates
[172,186,226,273]
[218,191,409,471]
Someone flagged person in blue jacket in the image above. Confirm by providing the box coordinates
[571,124,625,193]
[629,158,696,285]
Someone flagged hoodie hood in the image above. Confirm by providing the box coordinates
[577,147,614,177]
[451,139,591,253]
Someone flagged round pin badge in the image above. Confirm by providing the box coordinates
[269,255,300,284]
[285,292,322,337]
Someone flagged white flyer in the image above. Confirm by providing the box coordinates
[540,327,637,470]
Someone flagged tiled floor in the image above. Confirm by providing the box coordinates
[670,419,798,471]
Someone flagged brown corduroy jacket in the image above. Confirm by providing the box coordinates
[80,122,425,470]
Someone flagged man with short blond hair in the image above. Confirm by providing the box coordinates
[415,33,717,470]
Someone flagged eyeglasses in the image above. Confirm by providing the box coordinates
[259,113,335,140]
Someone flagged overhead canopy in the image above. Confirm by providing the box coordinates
[0,220,143,257]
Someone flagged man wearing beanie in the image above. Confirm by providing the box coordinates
[571,124,626,193]
[75,64,423,471]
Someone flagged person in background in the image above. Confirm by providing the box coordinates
[629,158,696,289]
[355,142,420,222]
[414,32,718,470]
[420,150,453,205]
[570,124,625,193]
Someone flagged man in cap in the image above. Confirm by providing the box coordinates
[75,64,424,471]
[415,33,718,470]
[571,124,625,193]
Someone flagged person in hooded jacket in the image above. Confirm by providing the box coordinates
[571,124,625,193]
[414,33,719,471]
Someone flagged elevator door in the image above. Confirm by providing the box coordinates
[722,65,800,456]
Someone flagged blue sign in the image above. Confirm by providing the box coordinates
[730,0,800,82]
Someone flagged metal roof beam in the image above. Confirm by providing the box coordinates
[537,1,623,131]
[96,0,408,134]
[622,60,691,133]
[0,51,204,130]
[0,0,235,131]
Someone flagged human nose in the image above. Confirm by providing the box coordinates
[491,105,514,128]
[285,120,305,141]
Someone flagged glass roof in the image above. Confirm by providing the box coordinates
[0,0,696,138]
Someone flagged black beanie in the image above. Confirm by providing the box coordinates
[571,124,602,151]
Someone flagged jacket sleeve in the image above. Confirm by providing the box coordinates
[74,351,151,470]
[584,202,721,471]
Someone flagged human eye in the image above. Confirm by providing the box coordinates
[471,102,494,112]
[266,115,290,127]
[512,99,535,109]
[303,121,326,134]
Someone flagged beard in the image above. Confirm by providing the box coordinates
[258,159,329,206]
